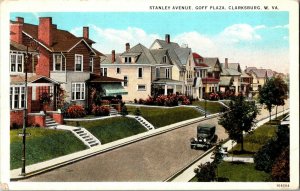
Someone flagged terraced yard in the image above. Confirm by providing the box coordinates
[192,101,226,114]
[127,106,203,128]
[65,117,146,144]
[10,128,87,170]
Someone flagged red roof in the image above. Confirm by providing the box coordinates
[193,52,202,59]
[11,20,104,56]
[193,52,209,67]
[202,77,220,84]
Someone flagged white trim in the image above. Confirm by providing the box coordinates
[71,82,86,101]
[10,53,24,74]
[89,57,94,73]
[101,63,153,67]
[22,31,52,52]
[137,84,146,91]
[53,53,63,72]
[137,67,143,78]
[101,67,108,76]
[68,39,96,55]
[74,54,83,72]
[10,85,26,110]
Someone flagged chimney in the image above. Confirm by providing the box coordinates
[16,17,24,23]
[10,23,23,44]
[126,43,130,51]
[38,17,52,46]
[83,26,89,39]
[112,50,115,63]
[225,58,228,69]
[165,34,170,44]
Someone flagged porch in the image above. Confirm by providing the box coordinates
[152,79,184,96]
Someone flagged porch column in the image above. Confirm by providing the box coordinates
[173,85,177,94]
[53,85,57,111]
[199,87,202,99]
[164,85,168,95]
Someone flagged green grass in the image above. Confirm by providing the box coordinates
[66,117,146,144]
[10,128,87,170]
[217,161,271,181]
[229,114,288,156]
[127,106,202,128]
[190,162,271,182]
[192,101,225,114]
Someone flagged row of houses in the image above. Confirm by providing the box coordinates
[9,16,286,127]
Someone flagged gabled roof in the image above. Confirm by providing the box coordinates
[10,40,35,52]
[10,75,60,85]
[102,53,122,64]
[150,39,190,69]
[241,71,251,78]
[219,76,233,86]
[250,68,275,78]
[245,67,257,73]
[203,57,221,72]
[193,53,209,68]
[11,20,104,56]
[220,63,241,76]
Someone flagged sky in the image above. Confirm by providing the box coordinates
[10,12,289,73]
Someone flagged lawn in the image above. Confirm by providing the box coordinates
[217,161,271,181]
[229,114,287,156]
[65,117,146,144]
[190,162,270,182]
[192,101,226,114]
[10,128,87,170]
[127,106,202,128]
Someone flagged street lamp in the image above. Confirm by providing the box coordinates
[205,76,207,118]
[20,40,39,176]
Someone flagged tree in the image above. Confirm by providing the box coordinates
[121,105,128,116]
[271,147,290,182]
[219,95,259,152]
[259,77,288,121]
[194,162,216,182]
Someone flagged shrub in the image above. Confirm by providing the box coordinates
[271,147,289,182]
[61,102,72,117]
[66,105,86,118]
[134,108,142,116]
[91,105,110,116]
[121,105,128,116]
[101,100,110,106]
[194,162,216,182]
[209,92,220,101]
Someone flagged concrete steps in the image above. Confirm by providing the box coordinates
[72,127,101,148]
[110,107,118,116]
[194,106,210,115]
[45,116,58,129]
[127,115,155,130]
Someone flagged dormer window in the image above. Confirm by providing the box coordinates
[163,55,167,63]
[125,57,132,63]
[10,53,23,73]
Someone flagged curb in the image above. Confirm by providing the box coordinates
[10,112,223,180]
[165,109,289,182]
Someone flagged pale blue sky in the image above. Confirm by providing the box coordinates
[10,12,289,73]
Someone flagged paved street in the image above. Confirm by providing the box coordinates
[21,102,288,182]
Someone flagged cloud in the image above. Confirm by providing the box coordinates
[271,24,289,29]
[69,23,289,73]
[89,25,160,53]
[219,24,262,42]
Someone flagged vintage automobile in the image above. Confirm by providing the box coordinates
[190,123,217,150]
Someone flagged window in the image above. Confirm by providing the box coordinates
[165,68,170,79]
[163,55,167,63]
[156,67,160,78]
[10,86,25,109]
[101,68,107,76]
[138,67,143,78]
[71,83,85,100]
[10,53,23,73]
[75,54,83,72]
[137,85,146,91]
[53,54,64,71]
[116,67,121,74]
[125,57,132,63]
[89,57,94,72]
[124,76,128,87]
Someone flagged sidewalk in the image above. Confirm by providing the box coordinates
[10,112,221,180]
[170,109,289,182]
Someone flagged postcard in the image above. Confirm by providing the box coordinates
[0,0,299,190]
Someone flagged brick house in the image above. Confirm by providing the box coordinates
[9,16,124,127]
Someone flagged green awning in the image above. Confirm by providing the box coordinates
[101,83,128,96]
